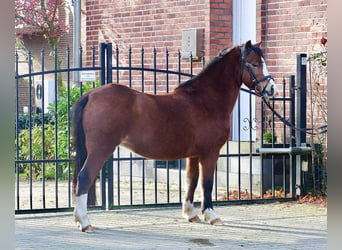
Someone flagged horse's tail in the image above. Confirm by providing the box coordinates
[72,94,96,206]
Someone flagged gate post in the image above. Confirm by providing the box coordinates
[106,43,113,84]
[289,75,296,198]
[100,43,114,209]
[296,54,307,197]
[106,43,114,209]
[98,43,114,209]
[99,43,107,209]
[100,43,106,85]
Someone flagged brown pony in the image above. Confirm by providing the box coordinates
[72,40,277,232]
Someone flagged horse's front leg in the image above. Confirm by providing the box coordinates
[199,154,223,225]
[183,157,201,222]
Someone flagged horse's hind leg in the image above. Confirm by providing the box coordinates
[183,157,201,222]
[74,193,92,232]
[73,154,103,232]
[74,148,116,232]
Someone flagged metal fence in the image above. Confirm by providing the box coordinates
[15,43,298,214]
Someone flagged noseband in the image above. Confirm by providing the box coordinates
[239,46,274,96]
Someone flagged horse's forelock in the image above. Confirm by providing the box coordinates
[252,45,264,58]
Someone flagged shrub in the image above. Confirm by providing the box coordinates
[17,80,99,180]
[17,124,56,179]
[16,113,54,133]
[263,131,277,144]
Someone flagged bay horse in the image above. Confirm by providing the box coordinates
[72,40,277,232]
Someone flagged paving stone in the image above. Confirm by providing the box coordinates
[15,202,327,249]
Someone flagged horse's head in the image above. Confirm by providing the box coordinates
[240,40,277,98]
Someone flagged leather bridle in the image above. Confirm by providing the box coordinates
[239,46,275,97]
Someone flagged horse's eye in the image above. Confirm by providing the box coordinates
[252,62,259,68]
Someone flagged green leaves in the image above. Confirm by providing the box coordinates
[308,51,327,67]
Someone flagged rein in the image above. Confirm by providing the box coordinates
[239,46,274,97]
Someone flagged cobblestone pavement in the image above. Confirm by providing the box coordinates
[15,202,327,250]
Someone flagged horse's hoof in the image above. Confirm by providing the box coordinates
[81,224,94,233]
[189,215,201,223]
[210,218,223,226]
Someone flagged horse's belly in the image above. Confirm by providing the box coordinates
[120,135,192,161]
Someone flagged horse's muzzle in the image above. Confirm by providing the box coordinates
[260,78,277,98]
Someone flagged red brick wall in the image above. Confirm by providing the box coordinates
[83,0,233,91]
[257,0,327,80]
[208,0,233,57]
[257,0,327,145]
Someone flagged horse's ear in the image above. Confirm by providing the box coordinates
[254,41,262,47]
[244,40,252,51]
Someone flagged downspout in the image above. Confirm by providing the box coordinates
[72,0,81,86]
[264,0,268,58]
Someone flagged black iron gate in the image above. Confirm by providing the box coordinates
[15,43,304,214]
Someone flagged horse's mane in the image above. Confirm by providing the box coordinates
[217,46,236,58]
[176,45,238,89]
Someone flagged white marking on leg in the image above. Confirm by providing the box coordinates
[203,208,220,223]
[182,200,198,220]
[74,193,91,230]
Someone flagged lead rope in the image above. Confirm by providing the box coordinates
[261,97,327,135]
[239,45,325,134]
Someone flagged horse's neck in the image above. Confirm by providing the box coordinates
[174,48,243,116]
[194,50,242,113]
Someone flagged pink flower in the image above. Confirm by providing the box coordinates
[15,0,69,48]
